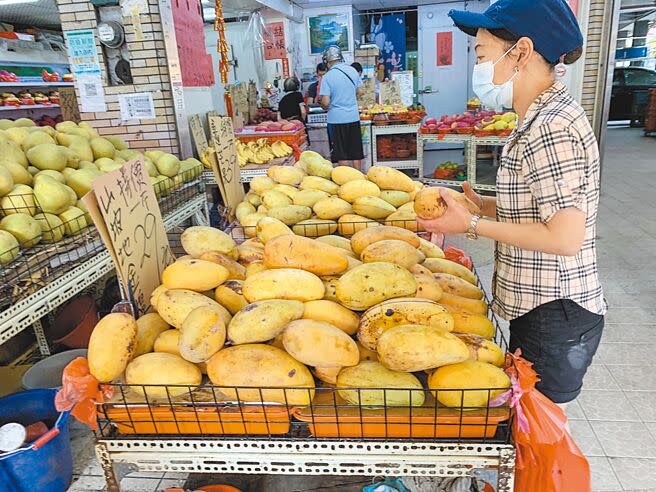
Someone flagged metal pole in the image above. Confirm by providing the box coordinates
[158,0,194,159]
[595,0,622,179]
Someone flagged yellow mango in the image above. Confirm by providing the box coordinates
[227,299,304,344]
[207,344,315,405]
[263,234,348,276]
[428,360,510,407]
[88,313,137,382]
[282,319,359,367]
[242,268,325,302]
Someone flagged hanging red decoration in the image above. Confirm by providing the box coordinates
[213,0,230,84]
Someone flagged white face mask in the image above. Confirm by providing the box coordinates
[472,44,519,111]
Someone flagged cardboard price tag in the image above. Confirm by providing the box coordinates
[189,113,228,203]
[83,158,174,315]
[208,114,245,211]
[358,77,376,108]
[379,80,402,106]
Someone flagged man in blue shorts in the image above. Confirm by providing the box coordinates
[319,45,364,170]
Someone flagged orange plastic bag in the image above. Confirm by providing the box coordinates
[54,357,113,430]
[502,350,591,492]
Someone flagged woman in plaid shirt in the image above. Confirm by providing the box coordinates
[421,0,606,406]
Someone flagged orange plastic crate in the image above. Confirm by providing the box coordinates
[101,404,292,435]
[236,129,306,147]
[293,391,510,439]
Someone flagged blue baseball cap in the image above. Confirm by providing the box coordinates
[448,0,583,65]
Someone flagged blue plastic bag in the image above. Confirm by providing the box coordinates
[363,478,409,492]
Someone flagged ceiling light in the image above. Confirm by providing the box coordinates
[0,0,40,5]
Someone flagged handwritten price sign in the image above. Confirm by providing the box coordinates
[83,158,173,315]
[208,115,245,211]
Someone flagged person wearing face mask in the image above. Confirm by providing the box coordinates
[419,0,606,408]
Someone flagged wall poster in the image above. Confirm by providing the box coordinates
[436,31,453,67]
[264,22,286,60]
[307,13,350,55]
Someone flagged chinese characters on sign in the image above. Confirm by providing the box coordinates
[172,0,214,86]
[118,93,156,121]
[208,115,245,211]
[64,29,106,112]
[64,29,101,75]
[379,80,402,106]
[391,71,414,107]
[436,31,453,67]
[84,159,173,315]
[357,77,376,108]
[281,58,290,79]
[264,22,286,60]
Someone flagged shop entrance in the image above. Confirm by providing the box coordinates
[417,2,469,119]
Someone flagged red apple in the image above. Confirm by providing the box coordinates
[424,117,437,126]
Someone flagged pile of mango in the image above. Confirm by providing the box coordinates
[235,152,425,237]
[0,118,202,265]
[87,221,510,410]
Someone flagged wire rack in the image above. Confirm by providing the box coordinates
[0,165,203,308]
[98,221,514,445]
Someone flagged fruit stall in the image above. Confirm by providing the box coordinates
[231,120,307,183]
[45,151,519,492]
[418,110,514,191]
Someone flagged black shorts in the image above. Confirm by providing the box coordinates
[327,121,364,162]
[509,299,604,404]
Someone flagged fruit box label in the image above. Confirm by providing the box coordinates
[83,158,174,315]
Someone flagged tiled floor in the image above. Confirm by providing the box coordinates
[67,127,656,491]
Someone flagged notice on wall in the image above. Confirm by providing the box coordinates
[208,115,245,211]
[121,0,148,16]
[83,159,174,315]
[118,92,156,121]
[77,74,106,113]
[64,29,102,75]
[391,70,414,107]
[172,0,214,86]
[263,22,286,60]
[379,80,402,106]
[436,31,453,67]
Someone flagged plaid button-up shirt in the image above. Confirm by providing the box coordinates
[493,82,606,320]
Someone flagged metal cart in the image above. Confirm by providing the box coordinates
[93,224,516,491]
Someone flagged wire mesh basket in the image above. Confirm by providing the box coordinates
[98,223,514,444]
[97,373,513,444]
[0,165,203,308]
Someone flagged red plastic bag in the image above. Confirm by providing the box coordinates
[505,350,591,492]
[55,357,113,430]
[443,246,473,271]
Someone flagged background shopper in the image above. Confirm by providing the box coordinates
[319,45,365,169]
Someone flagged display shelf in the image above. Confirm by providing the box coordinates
[96,430,515,491]
[371,124,421,176]
[372,123,420,135]
[417,134,508,192]
[0,194,207,347]
[0,104,60,111]
[376,159,420,170]
[0,81,73,87]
